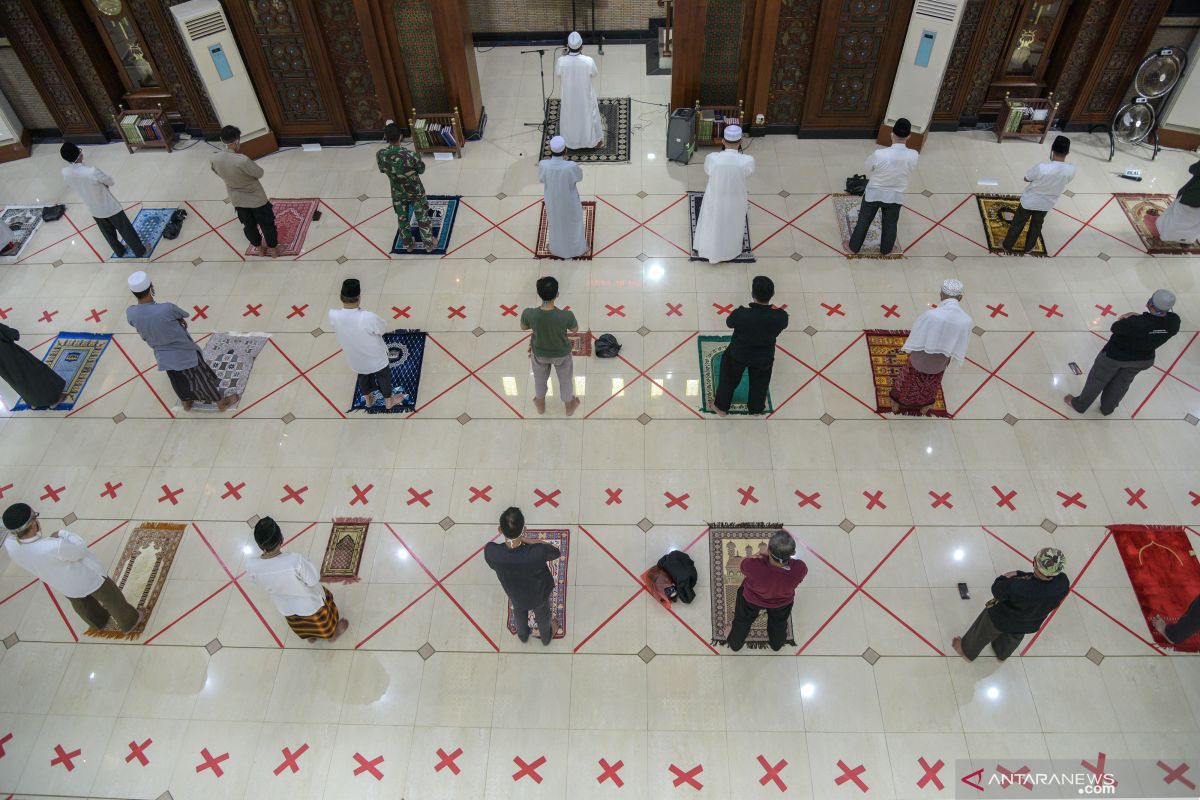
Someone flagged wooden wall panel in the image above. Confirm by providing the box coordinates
[932,0,985,123]
[669,0,707,110]
[1070,0,1170,124]
[766,0,822,126]
[39,0,122,135]
[317,0,384,134]
[699,0,748,105]
[128,0,220,133]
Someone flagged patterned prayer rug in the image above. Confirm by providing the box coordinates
[348,330,426,413]
[534,201,596,259]
[569,330,592,357]
[84,521,184,640]
[1116,193,1200,254]
[191,333,269,412]
[506,528,569,640]
[688,191,754,262]
[1111,525,1200,653]
[320,517,370,583]
[0,206,43,260]
[709,523,795,648]
[111,207,174,259]
[13,332,110,411]
[975,194,1048,255]
[832,193,904,259]
[539,97,631,163]
[697,334,772,415]
[390,195,460,255]
[246,198,318,256]
[864,330,950,418]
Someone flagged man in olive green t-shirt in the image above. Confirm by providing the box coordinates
[520,276,580,415]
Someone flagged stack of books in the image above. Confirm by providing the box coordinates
[1004,104,1029,133]
[697,109,715,142]
[119,113,166,144]
[412,118,457,150]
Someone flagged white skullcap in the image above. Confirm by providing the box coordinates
[549,136,566,154]
[128,270,151,293]
[567,31,582,49]
[724,125,743,142]
[941,278,964,297]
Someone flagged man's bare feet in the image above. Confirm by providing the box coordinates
[715,407,728,417]
[384,393,401,410]
[533,397,546,415]
[266,246,279,258]
[181,400,194,411]
[250,245,264,256]
[951,635,972,662]
[1063,394,1078,413]
[130,607,148,631]
[919,404,936,416]
[565,396,580,416]
[890,400,900,414]
[721,622,732,640]
[216,393,240,412]
[1152,614,1172,641]
[329,618,350,642]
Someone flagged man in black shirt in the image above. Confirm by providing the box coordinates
[483,506,561,645]
[953,547,1069,661]
[713,275,789,416]
[1066,289,1180,416]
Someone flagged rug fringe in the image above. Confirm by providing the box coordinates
[708,522,785,530]
[136,521,187,533]
[332,517,371,526]
[1107,524,1186,533]
[845,252,903,259]
[320,576,360,584]
[84,628,138,640]
[864,329,910,336]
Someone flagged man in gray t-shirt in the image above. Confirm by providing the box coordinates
[519,276,579,416]
[125,271,238,412]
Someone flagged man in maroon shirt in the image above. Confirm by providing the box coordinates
[724,529,807,651]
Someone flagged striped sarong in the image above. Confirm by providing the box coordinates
[285,587,341,640]
[166,358,223,403]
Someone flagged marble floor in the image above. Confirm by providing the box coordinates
[0,44,1198,799]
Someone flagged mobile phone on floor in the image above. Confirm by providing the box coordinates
[958,582,970,600]
[1069,361,1082,375]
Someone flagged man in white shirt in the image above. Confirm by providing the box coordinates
[848,117,918,256]
[539,135,587,259]
[243,517,347,641]
[693,125,755,263]
[2,503,144,633]
[556,31,603,150]
[328,278,403,411]
[1002,135,1076,254]
[59,142,146,258]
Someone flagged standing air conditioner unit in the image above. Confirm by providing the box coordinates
[170,0,277,157]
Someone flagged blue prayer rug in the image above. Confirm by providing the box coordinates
[390,196,460,255]
[687,192,754,263]
[14,332,111,411]
[348,330,426,414]
[111,207,175,259]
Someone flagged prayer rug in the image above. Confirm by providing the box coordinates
[84,521,184,640]
[688,191,754,262]
[539,97,631,163]
[191,332,268,412]
[13,332,110,411]
[506,528,569,640]
[320,517,370,583]
[1110,525,1200,653]
[0,205,43,260]
[246,198,318,256]
[864,330,950,418]
[832,193,904,259]
[1116,192,1200,254]
[390,195,460,255]
[709,523,795,649]
[975,193,1048,255]
[111,207,174,259]
[697,334,772,415]
[534,201,596,259]
[569,330,592,357]
[348,329,426,413]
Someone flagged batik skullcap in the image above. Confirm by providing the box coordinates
[941,278,964,297]
[2,503,33,533]
[1034,546,1065,576]
[254,516,283,550]
[127,270,151,293]
[724,125,743,143]
[549,136,566,154]
[567,31,583,49]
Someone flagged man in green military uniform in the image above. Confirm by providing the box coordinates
[377,119,434,252]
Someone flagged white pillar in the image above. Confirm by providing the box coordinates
[1159,37,1200,148]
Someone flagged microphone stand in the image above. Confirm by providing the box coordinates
[521,48,549,130]
[593,0,603,54]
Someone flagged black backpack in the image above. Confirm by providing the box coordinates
[41,204,66,222]
[845,174,868,196]
[162,207,187,240]
[594,333,621,358]
[657,550,697,604]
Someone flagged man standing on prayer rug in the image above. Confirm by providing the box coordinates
[244,516,348,642]
[0,323,66,408]
[713,275,788,416]
[328,277,403,411]
[848,117,917,256]
[521,276,581,416]
[125,271,240,412]
[484,507,561,645]
[2,503,145,633]
[539,135,587,258]
[723,530,807,652]
[377,120,433,253]
[1002,135,1075,254]
[556,32,603,150]
[1153,158,1200,245]
[693,125,755,263]
[1065,289,1180,416]
[59,142,146,258]
[210,125,278,257]
[954,547,1068,661]
[890,279,972,416]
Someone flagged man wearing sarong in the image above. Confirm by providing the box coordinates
[243,516,348,642]
[722,530,807,652]
[0,323,66,408]
[556,32,603,150]
[377,120,433,253]
[484,507,561,646]
[954,547,1068,661]
[538,135,588,259]
[125,271,239,412]
[693,125,755,263]
[1153,158,1200,245]
[890,279,972,416]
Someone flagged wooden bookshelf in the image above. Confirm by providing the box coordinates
[693,100,744,149]
[995,94,1059,144]
[113,105,175,154]
[409,107,464,158]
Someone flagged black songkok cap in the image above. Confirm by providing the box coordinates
[892,118,912,138]
[60,142,81,163]
[254,516,284,550]
[1052,135,1071,155]
[340,278,361,301]
[3,503,33,533]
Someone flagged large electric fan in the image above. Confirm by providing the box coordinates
[1098,47,1187,161]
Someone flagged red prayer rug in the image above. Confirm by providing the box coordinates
[865,329,950,417]
[1116,193,1200,254]
[247,198,318,256]
[506,528,569,640]
[534,201,596,260]
[1111,524,1200,652]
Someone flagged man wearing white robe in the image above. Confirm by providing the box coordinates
[693,125,754,263]
[539,136,588,259]
[1155,159,1200,245]
[556,32,603,150]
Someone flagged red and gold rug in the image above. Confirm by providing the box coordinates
[534,201,596,260]
[85,521,184,640]
[1111,524,1200,652]
[320,517,370,583]
[1116,193,1200,255]
[864,329,950,417]
[246,198,319,256]
[506,528,569,640]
